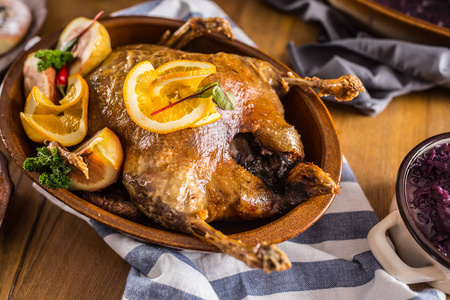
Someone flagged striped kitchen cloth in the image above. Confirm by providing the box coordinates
[36,0,446,299]
[36,158,445,299]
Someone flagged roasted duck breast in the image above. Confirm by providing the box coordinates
[85,43,340,272]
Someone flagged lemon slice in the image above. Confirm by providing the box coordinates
[123,61,213,134]
[156,60,216,78]
[20,80,89,146]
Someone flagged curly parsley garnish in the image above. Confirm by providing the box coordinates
[23,146,72,190]
[34,49,74,72]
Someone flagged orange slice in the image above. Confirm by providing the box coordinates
[20,76,89,146]
[156,60,216,78]
[21,92,51,142]
[25,74,85,115]
[148,74,211,107]
[23,91,51,116]
[123,61,213,134]
[191,105,222,128]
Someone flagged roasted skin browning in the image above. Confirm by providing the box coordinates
[86,44,339,272]
[158,17,235,49]
[284,74,365,102]
[77,185,144,221]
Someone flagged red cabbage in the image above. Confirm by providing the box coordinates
[373,0,450,28]
[407,142,450,256]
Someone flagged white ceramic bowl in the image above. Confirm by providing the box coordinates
[368,133,450,293]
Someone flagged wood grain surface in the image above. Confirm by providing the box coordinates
[1,0,449,299]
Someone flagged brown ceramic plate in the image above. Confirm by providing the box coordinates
[0,16,342,251]
[0,0,48,77]
[0,151,13,230]
[329,0,450,46]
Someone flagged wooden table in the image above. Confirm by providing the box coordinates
[1,0,449,298]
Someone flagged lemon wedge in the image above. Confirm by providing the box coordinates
[69,127,124,191]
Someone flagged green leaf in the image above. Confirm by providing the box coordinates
[151,81,237,116]
[60,37,79,53]
[211,83,236,110]
[193,82,216,98]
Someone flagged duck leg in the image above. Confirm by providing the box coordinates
[190,218,291,273]
[283,73,365,101]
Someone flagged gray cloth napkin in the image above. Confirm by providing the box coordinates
[263,0,450,116]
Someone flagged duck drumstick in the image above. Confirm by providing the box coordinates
[283,73,365,102]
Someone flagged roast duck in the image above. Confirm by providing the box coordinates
[29,18,365,272]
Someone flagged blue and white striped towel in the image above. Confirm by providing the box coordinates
[36,0,446,299]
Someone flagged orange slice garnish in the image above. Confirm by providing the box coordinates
[156,60,216,78]
[123,60,218,134]
[25,74,85,115]
[20,74,89,146]
[191,105,222,127]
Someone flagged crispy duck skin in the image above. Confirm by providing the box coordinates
[158,17,235,49]
[283,74,365,102]
[86,44,339,272]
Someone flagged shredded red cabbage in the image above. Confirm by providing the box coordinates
[407,142,450,256]
[373,0,450,28]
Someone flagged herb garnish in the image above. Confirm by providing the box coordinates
[151,82,236,116]
[34,49,74,72]
[34,11,104,95]
[23,146,72,190]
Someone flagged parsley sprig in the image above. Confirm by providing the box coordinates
[23,147,72,190]
[34,49,74,72]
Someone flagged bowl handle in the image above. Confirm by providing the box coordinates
[367,210,446,284]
